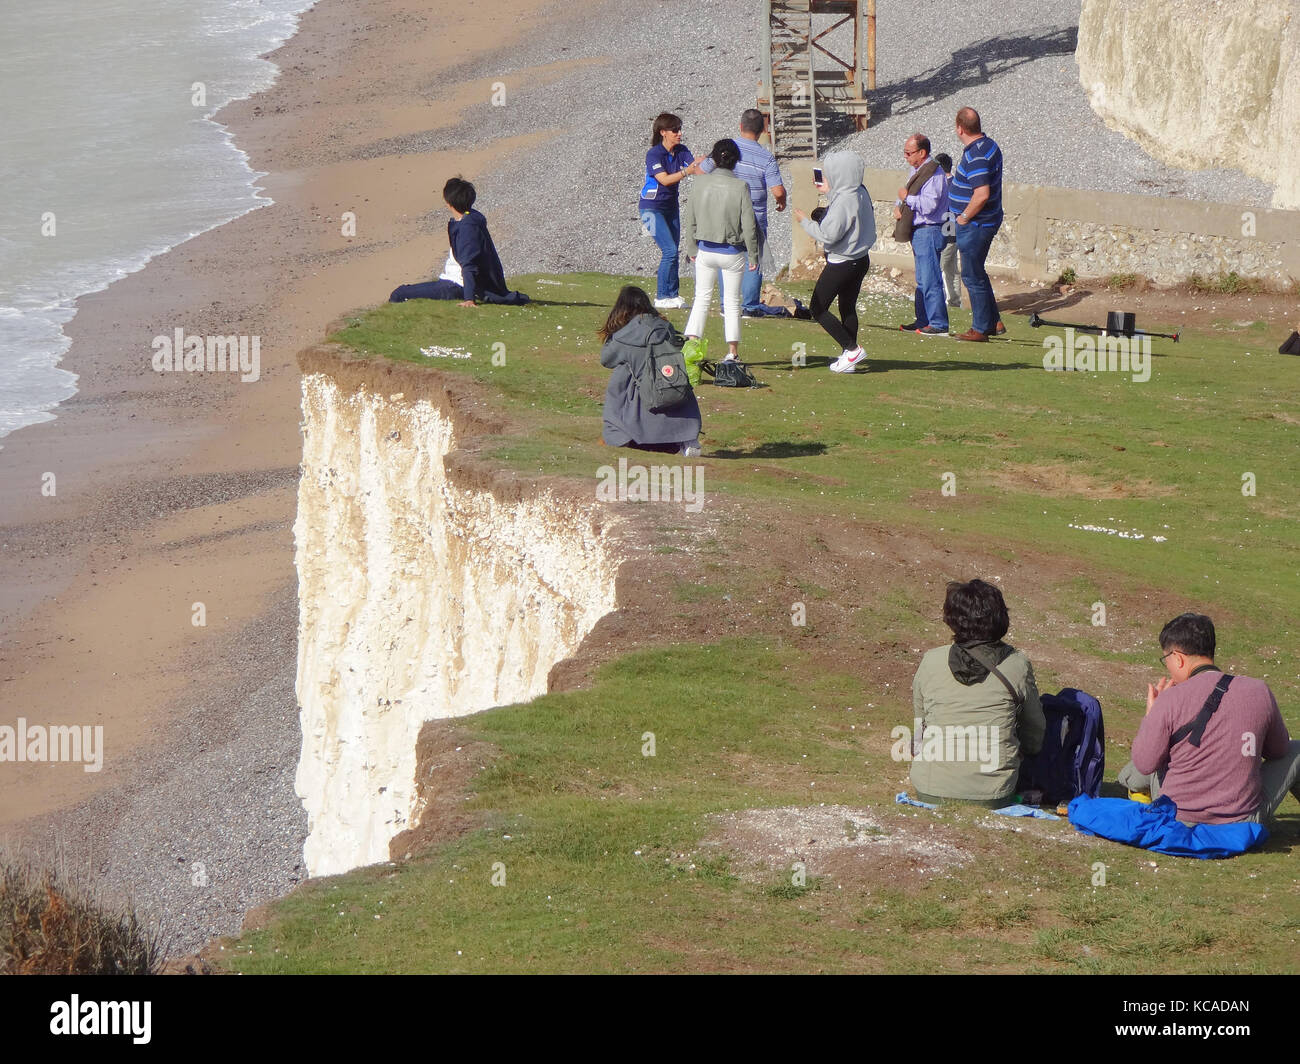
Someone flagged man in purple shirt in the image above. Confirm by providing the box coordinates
[1118,613,1300,826]
[893,134,950,335]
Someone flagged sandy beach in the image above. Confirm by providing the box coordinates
[0,0,588,949]
[4,0,1283,959]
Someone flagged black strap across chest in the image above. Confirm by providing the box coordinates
[1169,673,1233,748]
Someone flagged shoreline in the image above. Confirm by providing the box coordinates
[0,0,584,953]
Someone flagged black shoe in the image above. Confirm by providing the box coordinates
[899,321,921,331]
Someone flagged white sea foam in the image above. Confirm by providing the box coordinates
[0,0,317,445]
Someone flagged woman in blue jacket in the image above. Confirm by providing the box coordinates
[639,113,702,310]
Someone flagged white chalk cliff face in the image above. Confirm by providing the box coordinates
[294,368,621,877]
[1076,0,1300,209]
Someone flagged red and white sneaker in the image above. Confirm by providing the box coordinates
[829,347,867,373]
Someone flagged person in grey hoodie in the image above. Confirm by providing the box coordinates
[598,285,702,456]
[793,151,878,373]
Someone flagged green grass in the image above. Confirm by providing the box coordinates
[1188,271,1264,295]
[222,270,1300,973]
[1104,272,1141,290]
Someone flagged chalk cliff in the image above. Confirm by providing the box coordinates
[293,354,622,876]
[1076,0,1300,209]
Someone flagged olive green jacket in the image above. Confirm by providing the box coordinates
[681,168,761,266]
[909,644,1046,801]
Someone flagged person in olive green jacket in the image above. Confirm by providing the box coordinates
[908,579,1046,805]
[681,138,760,360]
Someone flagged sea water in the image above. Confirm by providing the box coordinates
[0,0,316,443]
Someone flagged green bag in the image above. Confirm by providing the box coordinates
[681,336,708,389]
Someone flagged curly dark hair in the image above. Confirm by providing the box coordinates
[943,579,1010,643]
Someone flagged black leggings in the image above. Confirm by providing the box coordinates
[810,254,871,350]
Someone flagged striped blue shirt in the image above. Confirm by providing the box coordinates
[949,135,1003,228]
[698,137,784,230]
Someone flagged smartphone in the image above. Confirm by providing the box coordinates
[812,167,824,185]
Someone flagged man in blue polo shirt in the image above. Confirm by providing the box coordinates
[699,109,786,313]
[949,107,1004,342]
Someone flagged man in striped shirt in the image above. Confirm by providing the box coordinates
[949,107,1004,342]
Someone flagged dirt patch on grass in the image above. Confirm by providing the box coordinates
[979,462,1176,500]
[700,804,972,884]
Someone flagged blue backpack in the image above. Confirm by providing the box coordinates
[1018,688,1105,804]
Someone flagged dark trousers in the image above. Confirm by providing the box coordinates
[955,222,1000,335]
[390,280,464,302]
[810,254,871,350]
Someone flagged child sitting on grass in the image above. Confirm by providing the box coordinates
[389,177,529,307]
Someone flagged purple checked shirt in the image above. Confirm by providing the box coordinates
[905,161,950,226]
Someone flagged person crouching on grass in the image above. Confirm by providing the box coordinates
[389,177,529,307]
[598,285,702,458]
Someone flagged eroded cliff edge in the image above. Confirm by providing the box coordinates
[1076,0,1300,209]
[294,351,623,877]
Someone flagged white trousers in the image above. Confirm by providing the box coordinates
[686,249,745,344]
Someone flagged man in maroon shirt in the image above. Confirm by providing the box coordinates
[1118,613,1300,825]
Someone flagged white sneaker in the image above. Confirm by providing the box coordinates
[654,296,687,310]
[830,347,867,374]
[723,353,737,362]
[679,439,702,458]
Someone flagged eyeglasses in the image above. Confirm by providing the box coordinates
[1159,649,1178,666]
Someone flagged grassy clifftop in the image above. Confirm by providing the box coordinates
[224,272,1299,973]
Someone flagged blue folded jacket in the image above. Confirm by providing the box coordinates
[1067,794,1268,859]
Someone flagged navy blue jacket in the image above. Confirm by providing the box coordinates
[449,209,509,303]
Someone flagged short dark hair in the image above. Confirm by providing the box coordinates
[740,108,766,135]
[443,177,476,214]
[1159,613,1216,659]
[911,133,931,156]
[651,112,683,146]
[956,106,982,135]
[943,579,1010,643]
[934,152,953,174]
[711,138,740,171]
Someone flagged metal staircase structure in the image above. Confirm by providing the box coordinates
[760,0,876,159]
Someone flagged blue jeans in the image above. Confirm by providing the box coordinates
[910,224,948,331]
[956,221,1000,335]
[716,224,766,311]
[640,208,681,299]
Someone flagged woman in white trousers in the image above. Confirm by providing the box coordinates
[681,138,760,361]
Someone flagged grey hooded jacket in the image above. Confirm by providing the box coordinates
[600,313,702,447]
[798,151,877,263]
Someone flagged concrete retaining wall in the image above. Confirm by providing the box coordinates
[786,159,1300,286]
